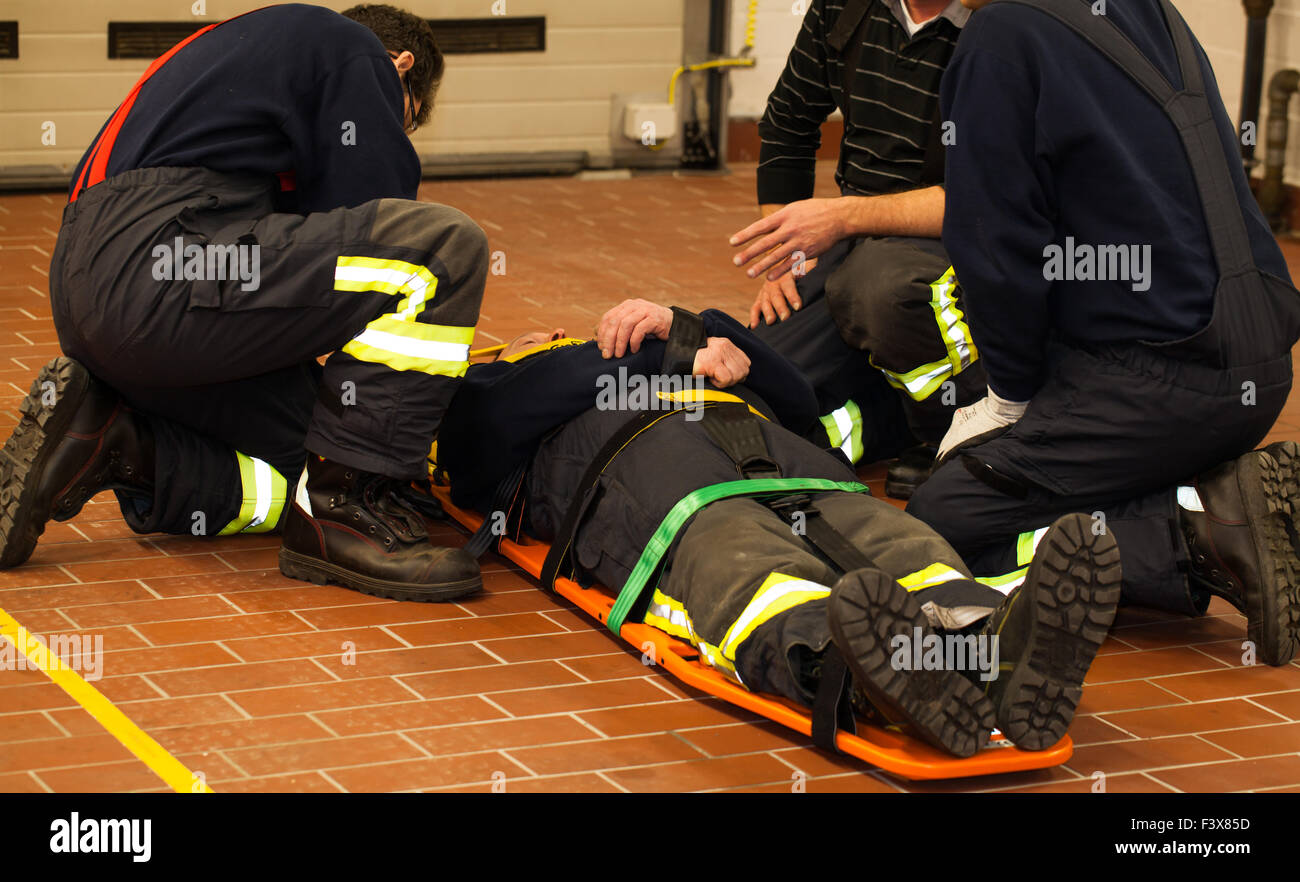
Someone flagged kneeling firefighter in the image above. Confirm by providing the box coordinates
[0,5,486,602]
[911,0,1300,666]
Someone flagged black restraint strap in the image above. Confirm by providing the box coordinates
[661,307,707,378]
[812,644,857,752]
[700,402,782,479]
[463,460,528,559]
[700,404,877,753]
[538,408,682,591]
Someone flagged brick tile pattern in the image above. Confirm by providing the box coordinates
[0,171,1298,792]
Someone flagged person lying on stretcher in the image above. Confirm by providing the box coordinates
[434,299,1122,758]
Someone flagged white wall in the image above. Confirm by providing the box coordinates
[0,0,687,175]
[727,0,1300,183]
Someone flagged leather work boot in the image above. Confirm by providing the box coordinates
[279,457,482,602]
[0,357,154,569]
[884,443,937,500]
[979,513,1122,750]
[1181,442,1300,666]
[827,567,997,758]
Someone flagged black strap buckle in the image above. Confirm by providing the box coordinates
[764,493,814,521]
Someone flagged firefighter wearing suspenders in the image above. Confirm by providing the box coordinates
[0,6,486,602]
[910,0,1300,665]
[437,302,1123,756]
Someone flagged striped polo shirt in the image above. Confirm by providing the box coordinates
[757,0,969,204]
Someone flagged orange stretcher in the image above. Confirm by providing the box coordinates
[429,484,1073,781]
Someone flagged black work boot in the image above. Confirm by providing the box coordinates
[827,567,996,758]
[979,513,1122,750]
[884,443,937,500]
[1181,442,1300,666]
[0,357,154,568]
[279,457,481,602]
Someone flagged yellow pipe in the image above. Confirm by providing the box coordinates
[668,57,757,107]
[469,343,507,358]
[666,0,758,108]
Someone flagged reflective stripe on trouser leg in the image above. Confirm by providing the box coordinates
[333,256,473,378]
[874,267,979,401]
[971,526,1050,596]
[218,452,289,535]
[645,571,831,687]
[819,399,864,464]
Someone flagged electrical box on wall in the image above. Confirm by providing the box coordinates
[622,102,677,145]
[607,93,681,170]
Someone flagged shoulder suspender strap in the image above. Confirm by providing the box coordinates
[538,408,681,591]
[701,402,782,479]
[993,0,1255,280]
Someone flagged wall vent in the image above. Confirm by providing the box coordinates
[0,22,17,59]
[108,22,207,59]
[426,17,545,54]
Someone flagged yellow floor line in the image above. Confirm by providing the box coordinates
[0,606,213,793]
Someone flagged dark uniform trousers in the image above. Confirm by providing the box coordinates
[525,401,1009,708]
[753,235,987,460]
[909,313,1294,617]
[49,166,487,537]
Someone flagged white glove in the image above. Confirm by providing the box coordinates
[936,388,1029,464]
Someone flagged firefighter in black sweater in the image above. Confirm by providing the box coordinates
[909,0,1300,665]
[0,5,487,602]
[436,299,1124,757]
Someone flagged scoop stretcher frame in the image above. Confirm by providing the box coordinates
[430,485,1073,781]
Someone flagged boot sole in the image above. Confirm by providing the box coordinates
[1244,443,1300,666]
[0,358,94,569]
[989,513,1122,751]
[278,547,483,603]
[827,569,995,758]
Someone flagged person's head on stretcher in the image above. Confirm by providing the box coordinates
[495,299,752,388]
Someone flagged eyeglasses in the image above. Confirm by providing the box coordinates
[388,52,419,134]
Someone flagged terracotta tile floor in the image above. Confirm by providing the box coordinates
[0,163,1298,793]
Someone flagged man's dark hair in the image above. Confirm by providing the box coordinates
[342,4,444,127]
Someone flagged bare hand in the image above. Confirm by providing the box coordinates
[595,298,673,358]
[729,198,843,281]
[692,337,751,388]
[747,258,818,328]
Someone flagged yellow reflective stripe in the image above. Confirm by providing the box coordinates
[655,388,769,420]
[872,267,979,402]
[819,401,862,463]
[219,453,288,535]
[341,338,469,377]
[719,572,831,664]
[898,562,967,592]
[334,256,439,320]
[342,322,474,377]
[820,412,844,448]
[363,317,475,346]
[930,267,978,373]
[643,589,738,682]
[501,337,587,363]
[245,463,289,534]
[1015,527,1050,567]
[875,355,953,400]
[975,567,1029,593]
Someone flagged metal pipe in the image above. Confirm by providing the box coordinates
[1240,0,1274,171]
[1259,68,1300,231]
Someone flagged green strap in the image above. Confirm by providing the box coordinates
[606,478,872,635]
